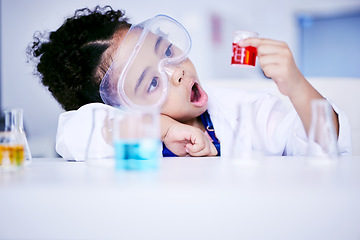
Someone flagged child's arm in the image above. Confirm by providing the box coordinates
[240,38,339,136]
[160,114,218,157]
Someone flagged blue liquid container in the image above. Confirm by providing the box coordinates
[114,138,161,170]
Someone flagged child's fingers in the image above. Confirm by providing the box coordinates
[186,143,217,157]
[257,54,283,66]
[239,38,285,48]
[257,44,283,57]
[186,136,207,154]
[186,134,218,157]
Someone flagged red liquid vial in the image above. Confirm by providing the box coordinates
[231,43,257,66]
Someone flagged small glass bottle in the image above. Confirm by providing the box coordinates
[307,99,339,159]
[230,101,263,162]
[4,108,32,162]
[85,107,114,166]
[113,108,161,171]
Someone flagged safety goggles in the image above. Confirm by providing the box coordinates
[99,14,192,109]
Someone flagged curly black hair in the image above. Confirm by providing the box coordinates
[28,6,131,111]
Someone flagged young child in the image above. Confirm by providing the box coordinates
[28,6,351,160]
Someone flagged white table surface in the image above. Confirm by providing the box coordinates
[1,156,360,240]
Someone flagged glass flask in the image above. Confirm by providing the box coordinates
[0,131,25,170]
[307,99,339,159]
[113,109,161,171]
[230,101,263,161]
[4,108,31,162]
[85,107,114,167]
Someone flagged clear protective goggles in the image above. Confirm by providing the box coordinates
[100,14,192,109]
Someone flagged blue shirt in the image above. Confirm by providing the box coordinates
[162,110,221,156]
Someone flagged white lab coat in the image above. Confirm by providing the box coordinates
[204,84,351,157]
[55,85,352,160]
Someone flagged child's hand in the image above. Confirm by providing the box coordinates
[164,124,218,157]
[160,115,218,157]
[240,38,339,136]
[240,38,306,98]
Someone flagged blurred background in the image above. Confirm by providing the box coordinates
[1,0,360,157]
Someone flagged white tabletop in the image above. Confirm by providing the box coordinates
[1,156,360,240]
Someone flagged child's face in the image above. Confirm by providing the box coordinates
[160,59,208,122]
[110,28,208,121]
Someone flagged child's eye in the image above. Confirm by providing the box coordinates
[147,77,159,93]
[165,44,173,57]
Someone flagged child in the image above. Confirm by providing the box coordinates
[28,6,351,160]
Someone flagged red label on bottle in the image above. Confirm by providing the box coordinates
[231,43,257,66]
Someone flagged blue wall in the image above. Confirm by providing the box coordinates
[298,10,360,78]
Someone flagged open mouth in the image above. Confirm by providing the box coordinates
[190,82,208,107]
[191,83,201,102]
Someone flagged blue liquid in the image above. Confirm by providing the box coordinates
[114,138,161,170]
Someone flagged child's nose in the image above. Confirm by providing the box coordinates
[164,65,185,86]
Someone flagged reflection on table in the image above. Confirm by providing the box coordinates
[1,156,360,240]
